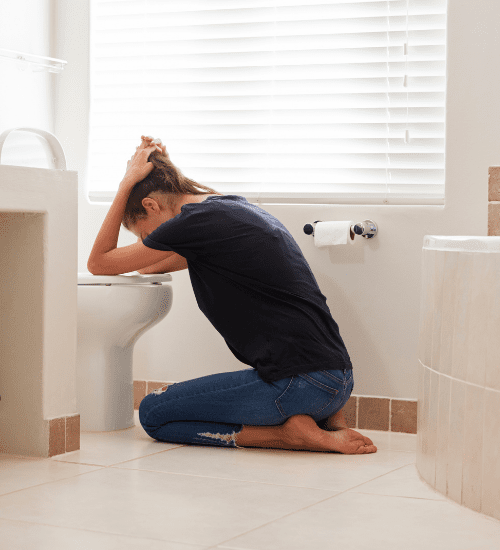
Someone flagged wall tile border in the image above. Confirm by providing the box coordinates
[488,167,500,235]
[48,414,80,457]
[133,380,418,434]
[488,166,500,201]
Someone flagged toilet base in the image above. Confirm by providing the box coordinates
[76,343,135,432]
[80,416,135,433]
[76,281,173,432]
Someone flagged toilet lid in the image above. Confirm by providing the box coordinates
[78,272,172,285]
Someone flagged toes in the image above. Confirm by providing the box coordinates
[359,444,377,454]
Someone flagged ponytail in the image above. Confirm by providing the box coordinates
[122,150,221,229]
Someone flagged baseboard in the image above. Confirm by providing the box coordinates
[48,414,80,457]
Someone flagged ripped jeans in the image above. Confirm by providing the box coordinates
[139,367,354,448]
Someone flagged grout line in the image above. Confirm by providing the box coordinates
[389,398,392,432]
[107,446,187,467]
[213,462,418,548]
[0,454,44,461]
[355,395,359,428]
[352,393,417,402]
[430,368,437,487]
[106,465,359,491]
[352,491,447,502]
[0,466,107,499]
[56,462,114,469]
[106,455,414,491]
[460,375,466,505]
[0,515,194,547]
[207,493,352,548]
[419,359,500,394]
[50,452,178,468]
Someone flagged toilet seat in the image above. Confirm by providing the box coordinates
[78,272,172,285]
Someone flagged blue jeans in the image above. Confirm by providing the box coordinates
[139,367,354,448]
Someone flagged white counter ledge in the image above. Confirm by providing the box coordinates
[0,164,78,457]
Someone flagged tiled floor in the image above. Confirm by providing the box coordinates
[1,411,499,550]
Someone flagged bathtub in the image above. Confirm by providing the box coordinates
[417,235,500,521]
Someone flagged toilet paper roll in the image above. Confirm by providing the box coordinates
[314,221,356,248]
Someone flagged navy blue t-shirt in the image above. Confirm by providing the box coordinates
[142,195,352,382]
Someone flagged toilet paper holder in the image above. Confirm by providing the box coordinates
[303,220,378,239]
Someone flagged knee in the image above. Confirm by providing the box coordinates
[138,394,159,436]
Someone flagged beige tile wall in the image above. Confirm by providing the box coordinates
[416,168,500,523]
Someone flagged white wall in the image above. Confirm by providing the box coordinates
[0,0,80,431]
[54,0,497,399]
[0,0,55,164]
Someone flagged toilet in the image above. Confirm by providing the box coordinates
[77,272,173,431]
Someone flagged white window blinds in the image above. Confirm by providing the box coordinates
[88,0,446,205]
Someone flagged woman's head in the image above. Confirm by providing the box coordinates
[122,149,220,236]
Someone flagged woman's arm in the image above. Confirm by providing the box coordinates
[88,239,177,275]
[137,255,188,274]
[136,236,188,274]
[87,137,175,275]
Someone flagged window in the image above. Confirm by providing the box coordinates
[88,0,446,205]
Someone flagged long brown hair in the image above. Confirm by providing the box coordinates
[122,150,222,229]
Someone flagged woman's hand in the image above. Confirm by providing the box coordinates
[118,136,162,194]
[143,135,167,157]
[146,135,167,157]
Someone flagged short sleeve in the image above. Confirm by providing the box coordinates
[141,203,216,261]
[142,235,174,252]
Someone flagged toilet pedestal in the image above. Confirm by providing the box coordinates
[76,342,135,431]
[77,274,173,432]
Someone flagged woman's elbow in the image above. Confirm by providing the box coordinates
[87,259,112,276]
[87,264,106,276]
[87,259,98,275]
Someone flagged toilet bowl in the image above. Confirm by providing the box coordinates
[77,272,173,431]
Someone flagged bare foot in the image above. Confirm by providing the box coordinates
[317,408,349,431]
[323,427,378,454]
[281,415,377,454]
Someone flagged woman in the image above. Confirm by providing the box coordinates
[88,136,377,455]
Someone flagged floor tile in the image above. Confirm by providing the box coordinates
[0,465,335,547]
[360,429,417,452]
[217,492,500,550]
[350,463,447,500]
[50,411,182,467]
[115,443,415,493]
[2,410,495,550]
[0,517,211,550]
[0,454,101,497]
